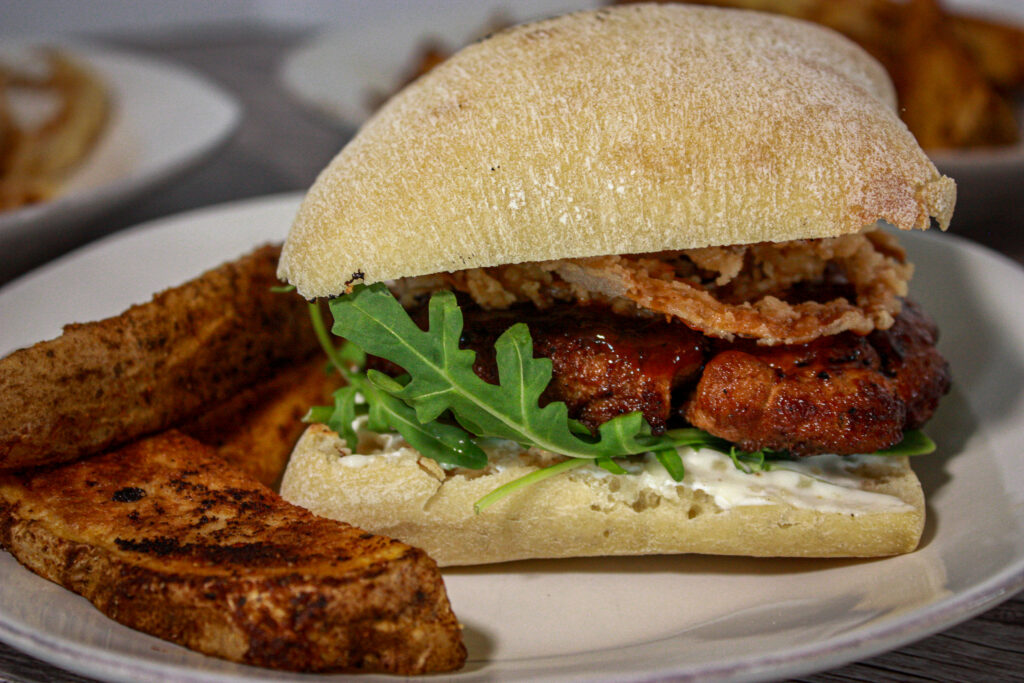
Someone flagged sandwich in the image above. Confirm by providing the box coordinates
[275,4,955,566]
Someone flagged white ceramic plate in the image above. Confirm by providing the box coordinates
[1,194,1023,682]
[0,42,241,276]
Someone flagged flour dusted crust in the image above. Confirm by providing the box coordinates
[281,425,925,566]
[279,4,956,298]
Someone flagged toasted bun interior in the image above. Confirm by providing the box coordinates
[280,425,925,566]
[280,4,955,298]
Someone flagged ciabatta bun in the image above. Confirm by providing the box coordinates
[279,4,955,298]
[281,424,925,566]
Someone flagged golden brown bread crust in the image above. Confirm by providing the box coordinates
[180,357,342,488]
[280,4,955,298]
[0,431,466,673]
[0,244,320,470]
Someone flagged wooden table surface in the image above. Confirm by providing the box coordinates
[0,21,1022,683]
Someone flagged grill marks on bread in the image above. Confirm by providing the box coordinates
[0,432,466,674]
[0,244,464,672]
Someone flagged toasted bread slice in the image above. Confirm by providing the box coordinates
[180,357,342,488]
[0,244,321,470]
[0,431,466,674]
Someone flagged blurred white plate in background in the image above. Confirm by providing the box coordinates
[0,42,241,277]
[279,0,597,130]
[914,0,1024,231]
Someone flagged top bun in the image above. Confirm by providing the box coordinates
[280,4,955,298]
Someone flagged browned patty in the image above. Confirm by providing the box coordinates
[868,299,949,430]
[686,300,949,455]
[384,299,949,456]
[458,305,706,433]
[369,303,707,433]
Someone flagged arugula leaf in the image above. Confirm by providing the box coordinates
[728,447,772,474]
[660,428,734,452]
[308,301,350,379]
[308,299,487,467]
[326,385,361,449]
[338,339,367,368]
[872,430,935,456]
[655,448,686,481]
[303,405,333,424]
[474,458,588,513]
[596,457,629,475]
[368,384,488,468]
[329,284,689,460]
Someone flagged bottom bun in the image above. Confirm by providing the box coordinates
[280,423,925,566]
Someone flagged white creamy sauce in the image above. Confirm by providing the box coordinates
[663,450,910,514]
[333,422,414,467]
[339,417,912,515]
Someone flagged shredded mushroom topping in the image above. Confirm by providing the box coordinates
[392,231,913,345]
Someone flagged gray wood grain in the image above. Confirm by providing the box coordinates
[0,19,1022,683]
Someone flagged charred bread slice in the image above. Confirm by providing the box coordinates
[0,431,466,674]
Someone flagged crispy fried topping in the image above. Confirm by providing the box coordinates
[396,231,913,345]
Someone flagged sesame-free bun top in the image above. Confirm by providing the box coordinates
[279,4,956,298]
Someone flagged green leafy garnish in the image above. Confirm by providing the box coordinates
[655,449,687,481]
[369,383,488,468]
[328,283,696,464]
[303,404,334,425]
[307,300,488,468]
[872,430,935,456]
[306,285,937,511]
[728,447,774,474]
[325,385,361,446]
[474,458,588,513]
[596,457,629,475]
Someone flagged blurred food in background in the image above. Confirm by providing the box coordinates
[653,0,1022,150]
[364,11,512,113]
[365,41,449,113]
[380,0,1023,151]
[0,51,109,211]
